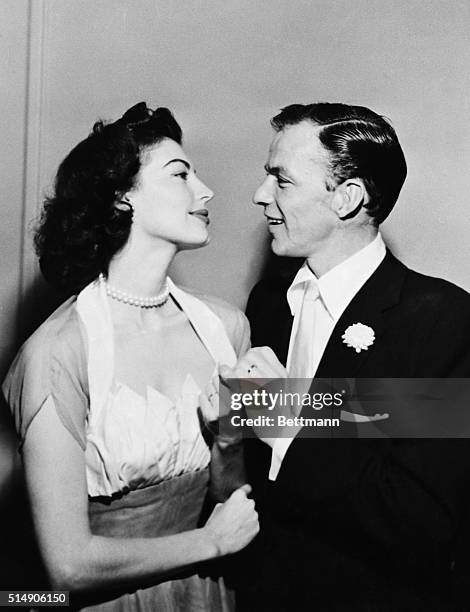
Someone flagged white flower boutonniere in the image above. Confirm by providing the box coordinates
[342,323,375,353]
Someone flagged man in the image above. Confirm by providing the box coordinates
[234,103,470,610]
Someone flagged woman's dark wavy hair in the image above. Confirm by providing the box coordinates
[34,102,182,293]
[271,103,407,225]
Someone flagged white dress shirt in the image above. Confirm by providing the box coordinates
[269,233,387,480]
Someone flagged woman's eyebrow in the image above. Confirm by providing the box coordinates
[163,158,191,170]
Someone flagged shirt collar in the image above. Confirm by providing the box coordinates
[287,233,386,320]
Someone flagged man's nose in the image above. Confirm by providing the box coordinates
[252,176,274,207]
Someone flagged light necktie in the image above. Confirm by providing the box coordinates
[288,280,319,379]
[270,278,319,480]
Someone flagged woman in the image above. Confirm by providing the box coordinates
[2,102,259,610]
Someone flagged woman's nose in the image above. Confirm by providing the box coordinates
[195,177,214,203]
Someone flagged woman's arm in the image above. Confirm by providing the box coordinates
[0,397,19,502]
[207,308,252,501]
[23,398,258,592]
[209,429,246,502]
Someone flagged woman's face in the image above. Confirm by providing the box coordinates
[126,138,214,251]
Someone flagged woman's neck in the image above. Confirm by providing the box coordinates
[107,239,177,297]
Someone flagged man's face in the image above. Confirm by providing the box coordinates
[253,121,338,258]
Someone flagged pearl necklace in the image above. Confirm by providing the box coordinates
[100,274,170,308]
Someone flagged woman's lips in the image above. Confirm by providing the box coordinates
[189,209,210,225]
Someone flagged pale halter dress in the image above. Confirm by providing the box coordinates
[3,277,242,611]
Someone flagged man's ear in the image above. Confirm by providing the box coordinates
[332,179,368,220]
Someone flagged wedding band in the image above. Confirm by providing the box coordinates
[247,364,257,375]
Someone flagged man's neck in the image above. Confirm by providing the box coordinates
[307,227,379,278]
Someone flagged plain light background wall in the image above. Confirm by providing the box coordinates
[0,1,29,487]
[0,1,29,374]
[1,0,470,377]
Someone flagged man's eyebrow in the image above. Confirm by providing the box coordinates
[163,158,191,170]
[264,164,289,176]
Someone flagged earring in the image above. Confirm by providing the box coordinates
[115,197,133,214]
[121,197,133,210]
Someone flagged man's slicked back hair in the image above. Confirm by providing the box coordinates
[271,103,407,225]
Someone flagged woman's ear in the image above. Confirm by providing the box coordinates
[332,178,368,221]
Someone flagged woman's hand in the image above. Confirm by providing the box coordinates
[219,347,290,449]
[219,346,288,383]
[203,484,259,556]
[199,347,287,445]
[200,347,287,424]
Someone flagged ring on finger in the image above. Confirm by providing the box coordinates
[247,364,257,375]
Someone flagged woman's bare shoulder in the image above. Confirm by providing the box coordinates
[177,285,251,356]
[179,285,243,322]
[14,297,82,366]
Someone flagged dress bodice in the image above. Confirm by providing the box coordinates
[77,278,238,497]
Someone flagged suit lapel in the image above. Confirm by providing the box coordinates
[275,305,293,365]
[315,251,407,378]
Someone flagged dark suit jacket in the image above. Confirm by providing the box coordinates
[241,251,470,611]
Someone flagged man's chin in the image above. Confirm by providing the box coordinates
[271,238,300,258]
[271,238,287,257]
